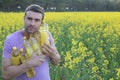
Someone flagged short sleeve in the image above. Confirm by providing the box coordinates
[2,36,12,58]
[49,32,55,48]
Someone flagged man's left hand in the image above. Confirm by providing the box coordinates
[41,43,61,65]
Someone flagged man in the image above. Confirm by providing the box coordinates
[2,4,61,80]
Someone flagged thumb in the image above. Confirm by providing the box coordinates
[31,49,38,57]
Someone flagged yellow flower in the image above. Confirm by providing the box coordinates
[87,57,95,63]
[64,52,72,61]
[77,74,80,78]
[92,66,98,73]
[110,48,115,53]
[72,57,80,64]
[68,62,73,70]
[104,60,109,65]
[109,78,114,80]
[97,47,103,52]
[116,68,120,77]
[72,39,77,45]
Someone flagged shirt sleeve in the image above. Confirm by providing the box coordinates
[49,32,55,48]
[2,36,12,58]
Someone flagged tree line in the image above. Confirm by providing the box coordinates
[0,0,120,12]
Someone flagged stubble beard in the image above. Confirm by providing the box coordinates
[25,26,40,34]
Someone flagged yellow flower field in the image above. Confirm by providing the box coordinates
[0,12,120,80]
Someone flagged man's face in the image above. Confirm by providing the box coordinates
[24,11,43,34]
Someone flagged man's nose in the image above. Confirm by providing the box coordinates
[30,20,35,26]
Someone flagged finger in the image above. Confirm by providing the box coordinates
[44,43,53,50]
[31,50,38,57]
[42,47,49,56]
[32,52,36,56]
[40,58,46,62]
[42,44,53,54]
[38,55,46,62]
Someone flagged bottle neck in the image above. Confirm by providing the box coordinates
[40,22,48,31]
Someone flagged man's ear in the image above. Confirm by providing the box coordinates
[24,15,25,20]
[40,20,44,26]
[41,20,44,24]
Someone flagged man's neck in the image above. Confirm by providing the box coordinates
[21,30,30,39]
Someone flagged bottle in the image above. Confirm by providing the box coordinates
[23,37,34,58]
[11,46,20,66]
[22,39,36,78]
[40,23,50,46]
[34,31,41,46]
[29,34,42,55]
[26,67,35,78]
[19,48,27,64]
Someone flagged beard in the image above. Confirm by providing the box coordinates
[24,26,39,34]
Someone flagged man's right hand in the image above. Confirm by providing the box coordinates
[26,50,46,68]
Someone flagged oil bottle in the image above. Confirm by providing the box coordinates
[11,46,20,66]
[40,22,50,46]
[23,37,34,58]
[29,34,42,55]
[23,37,35,78]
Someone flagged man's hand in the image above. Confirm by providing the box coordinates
[41,43,61,65]
[26,50,46,68]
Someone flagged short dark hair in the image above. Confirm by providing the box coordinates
[25,4,44,20]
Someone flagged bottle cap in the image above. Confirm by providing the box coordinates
[13,46,17,50]
[20,48,23,52]
[23,37,26,40]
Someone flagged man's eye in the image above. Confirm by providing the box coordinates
[35,19,40,21]
[27,17,32,20]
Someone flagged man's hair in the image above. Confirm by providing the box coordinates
[25,4,44,20]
